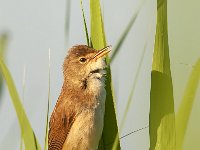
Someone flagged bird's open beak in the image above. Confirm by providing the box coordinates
[93,46,111,61]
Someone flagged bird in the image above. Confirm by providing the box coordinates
[48,45,111,150]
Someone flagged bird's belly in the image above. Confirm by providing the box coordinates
[62,106,105,150]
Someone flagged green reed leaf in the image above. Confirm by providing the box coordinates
[176,59,200,150]
[80,0,90,46]
[90,0,120,149]
[0,59,41,150]
[149,0,176,149]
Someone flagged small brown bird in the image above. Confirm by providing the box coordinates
[48,45,111,150]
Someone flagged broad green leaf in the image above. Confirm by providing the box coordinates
[0,59,41,150]
[149,0,176,150]
[80,0,90,46]
[90,0,120,149]
[176,59,200,150]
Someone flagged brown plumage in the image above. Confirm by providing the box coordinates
[48,45,111,150]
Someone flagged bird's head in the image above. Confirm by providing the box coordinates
[63,45,111,90]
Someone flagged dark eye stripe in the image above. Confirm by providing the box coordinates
[79,57,87,63]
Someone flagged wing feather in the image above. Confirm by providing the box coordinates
[48,103,76,150]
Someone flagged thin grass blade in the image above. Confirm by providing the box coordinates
[176,59,200,150]
[110,13,141,63]
[0,33,8,59]
[112,43,147,150]
[90,0,120,149]
[149,0,176,149]
[0,59,41,150]
[44,49,51,150]
[20,65,26,150]
[110,0,146,63]
[0,33,8,102]
[80,0,90,46]
[65,0,71,43]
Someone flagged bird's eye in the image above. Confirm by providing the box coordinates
[79,57,87,63]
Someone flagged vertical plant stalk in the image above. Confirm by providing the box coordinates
[44,49,51,150]
[176,59,200,150]
[90,0,120,149]
[149,0,176,149]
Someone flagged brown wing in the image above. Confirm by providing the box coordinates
[48,104,76,150]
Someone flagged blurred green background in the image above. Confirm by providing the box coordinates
[0,0,199,149]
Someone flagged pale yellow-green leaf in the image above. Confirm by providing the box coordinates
[155,114,176,150]
[149,0,176,149]
[0,59,41,150]
[90,0,106,49]
[176,59,200,150]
